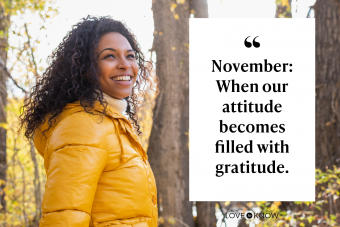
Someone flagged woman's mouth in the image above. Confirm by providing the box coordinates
[111,75,133,85]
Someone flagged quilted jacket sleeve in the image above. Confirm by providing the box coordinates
[39,113,107,227]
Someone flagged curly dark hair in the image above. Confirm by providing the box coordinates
[19,15,156,139]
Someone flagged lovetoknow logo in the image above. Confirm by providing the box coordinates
[224,211,281,219]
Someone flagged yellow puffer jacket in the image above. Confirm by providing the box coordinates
[33,100,158,227]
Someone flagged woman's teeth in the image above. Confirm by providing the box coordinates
[112,76,131,81]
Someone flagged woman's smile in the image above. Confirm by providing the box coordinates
[110,74,133,85]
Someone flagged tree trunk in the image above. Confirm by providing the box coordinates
[29,140,42,226]
[315,0,340,171]
[275,0,292,18]
[0,2,10,213]
[188,1,217,227]
[190,0,208,18]
[195,202,216,227]
[148,0,193,226]
[237,218,248,227]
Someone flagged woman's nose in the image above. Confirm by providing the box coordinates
[117,58,131,69]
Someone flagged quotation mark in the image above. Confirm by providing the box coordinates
[244,36,260,48]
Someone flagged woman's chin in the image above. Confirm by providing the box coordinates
[106,91,131,100]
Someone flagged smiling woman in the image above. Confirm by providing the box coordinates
[18,15,159,227]
[96,32,139,99]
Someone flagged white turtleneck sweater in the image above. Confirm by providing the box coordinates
[101,92,128,114]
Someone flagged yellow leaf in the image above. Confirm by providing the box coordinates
[0,122,8,130]
[159,32,163,35]
[281,0,289,7]
[174,14,179,19]
[225,201,230,206]
[170,3,177,12]
[168,216,176,224]
[177,0,185,4]
[171,47,177,51]
[158,216,164,224]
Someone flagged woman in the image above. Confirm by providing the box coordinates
[19,15,158,227]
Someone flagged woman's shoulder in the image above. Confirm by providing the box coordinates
[48,109,115,151]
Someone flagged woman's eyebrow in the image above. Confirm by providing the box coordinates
[99,48,135,56]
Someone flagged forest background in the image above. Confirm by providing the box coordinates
[0,0,336,226]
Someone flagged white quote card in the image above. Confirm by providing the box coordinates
[189,19,315,201]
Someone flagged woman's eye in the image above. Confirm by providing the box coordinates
[128,54,135,58]
[104,54,115,59]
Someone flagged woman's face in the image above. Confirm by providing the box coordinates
[96,32,139,100]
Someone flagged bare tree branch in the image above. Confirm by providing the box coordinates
[24,23,40,80]
[0,57,28,93]
[8,45,29,73]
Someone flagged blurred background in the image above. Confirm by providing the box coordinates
[0,0,338,226]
